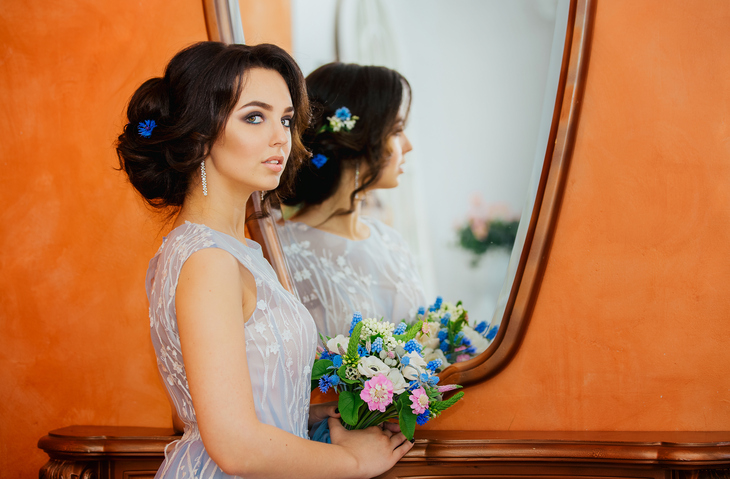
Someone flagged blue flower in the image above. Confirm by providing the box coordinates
[349,311,363,335]
[334,107,351,120]
[420,373,439,387]
[434,296,443,308]
[417,306,426,316]
[332,355,343,368]
[406,380,419,391]
[427,359,442,372]
[357,345,368,357]
[461,337,472,347]
[318,376,331,394]
[404,339,422,354]
[137,119,156,138]
[416,410,431,426]
[394,322,407,335]
[439,341,449,353]
[311,153,328,169]
[486,325,498,341]
[474,321,488,334]
[401,356,410,367]
[371,337,383,353]
[437,329,448,341]
[455,331,465,345]
[440,312,451,326]
[329,374,340,387]
[465,346,477,355]
[319,350,332,361]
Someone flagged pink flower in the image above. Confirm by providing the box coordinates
[456,354,471,362]
[360,374,394,412]
[437,384,459,393]
[409,387,429,415]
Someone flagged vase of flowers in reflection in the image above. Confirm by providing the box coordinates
[311,313,464,442]
[403,297,499,372]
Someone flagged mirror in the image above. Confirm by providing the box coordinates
[248,0,594,385]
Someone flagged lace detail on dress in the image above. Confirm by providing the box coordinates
[146,222,317,478]
[278,217,426,337]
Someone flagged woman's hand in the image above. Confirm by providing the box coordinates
[328,417,413,478]
[308,401,340,427]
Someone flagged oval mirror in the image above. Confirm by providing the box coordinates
[247,0,594,386]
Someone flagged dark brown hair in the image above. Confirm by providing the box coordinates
[278,62,411,212]
[116,41,309,212]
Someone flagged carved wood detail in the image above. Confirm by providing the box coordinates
[38,427,730,479]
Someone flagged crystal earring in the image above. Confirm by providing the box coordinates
[200,160,208,196]
[354,162,361,200]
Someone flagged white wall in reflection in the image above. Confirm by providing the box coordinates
[291,0,558,324]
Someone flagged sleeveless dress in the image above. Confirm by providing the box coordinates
[277,216,426,338]
[146,222,317,478]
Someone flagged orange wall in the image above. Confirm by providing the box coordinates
[0,1,291,477]
[427,0,730,431]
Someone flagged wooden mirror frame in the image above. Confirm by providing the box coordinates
[440,0,595,387]
[210,0,596,388]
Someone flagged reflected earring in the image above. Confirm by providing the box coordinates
[200,160,208,196]
[354,162,361,200]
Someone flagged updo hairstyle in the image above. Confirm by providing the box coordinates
[116,41,309,211]
[278,62,411,212]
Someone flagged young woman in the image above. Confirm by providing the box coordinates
[277,63,427,338]
[117,42,412,479]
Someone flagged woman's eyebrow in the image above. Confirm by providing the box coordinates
[239,101,295,114]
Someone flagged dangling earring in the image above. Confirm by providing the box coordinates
[354,162,361,200]
[260,191,265,202]
[200,161,208,196]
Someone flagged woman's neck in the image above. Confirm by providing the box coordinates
[291,169,370,241]
[173,179,252,244]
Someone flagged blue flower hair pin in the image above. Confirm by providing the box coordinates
[137,119,157,138]
[317,106,359,134]
[311,153,328,169]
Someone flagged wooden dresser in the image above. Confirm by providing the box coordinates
[38,426,730,478]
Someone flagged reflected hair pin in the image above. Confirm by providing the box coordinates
[317,106,359,134]
[311,153,328,169]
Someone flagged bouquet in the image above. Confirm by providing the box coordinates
[406,297,494,371]
[312,312,464,441]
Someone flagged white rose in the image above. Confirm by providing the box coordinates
[462,325,490,355]
[401,352,428,380]
[386,368,407,394]
[326,334,349,354]
[357,355,390,378]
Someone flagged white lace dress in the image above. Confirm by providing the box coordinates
[278,217,426,337]
[146,222,317,478]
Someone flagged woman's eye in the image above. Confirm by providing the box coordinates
[246,114,263,124]
[281,117,292,128]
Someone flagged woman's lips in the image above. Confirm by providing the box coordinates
[263,156,284,173]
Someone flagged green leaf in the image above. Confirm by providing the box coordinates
[397,395,417,441]
[395,320,423,342]
[430,391,465,414]
[311,359,333,381]
[347,322,364,360]
[339,390,364,426]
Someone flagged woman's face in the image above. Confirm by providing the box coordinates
[370,120,413,190]
[206,68,294,195]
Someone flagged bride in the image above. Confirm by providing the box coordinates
[117,42,411,478]
[277,62,427,338]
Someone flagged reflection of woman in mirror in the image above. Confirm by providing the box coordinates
[117,43,411,478]
[277,63,426,338]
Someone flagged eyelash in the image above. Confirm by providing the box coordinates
[244,113,293,128]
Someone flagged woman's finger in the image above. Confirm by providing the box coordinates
[382,422,401,434]
[390,431,408,448]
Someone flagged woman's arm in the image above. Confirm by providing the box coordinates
[176,248,412,479]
